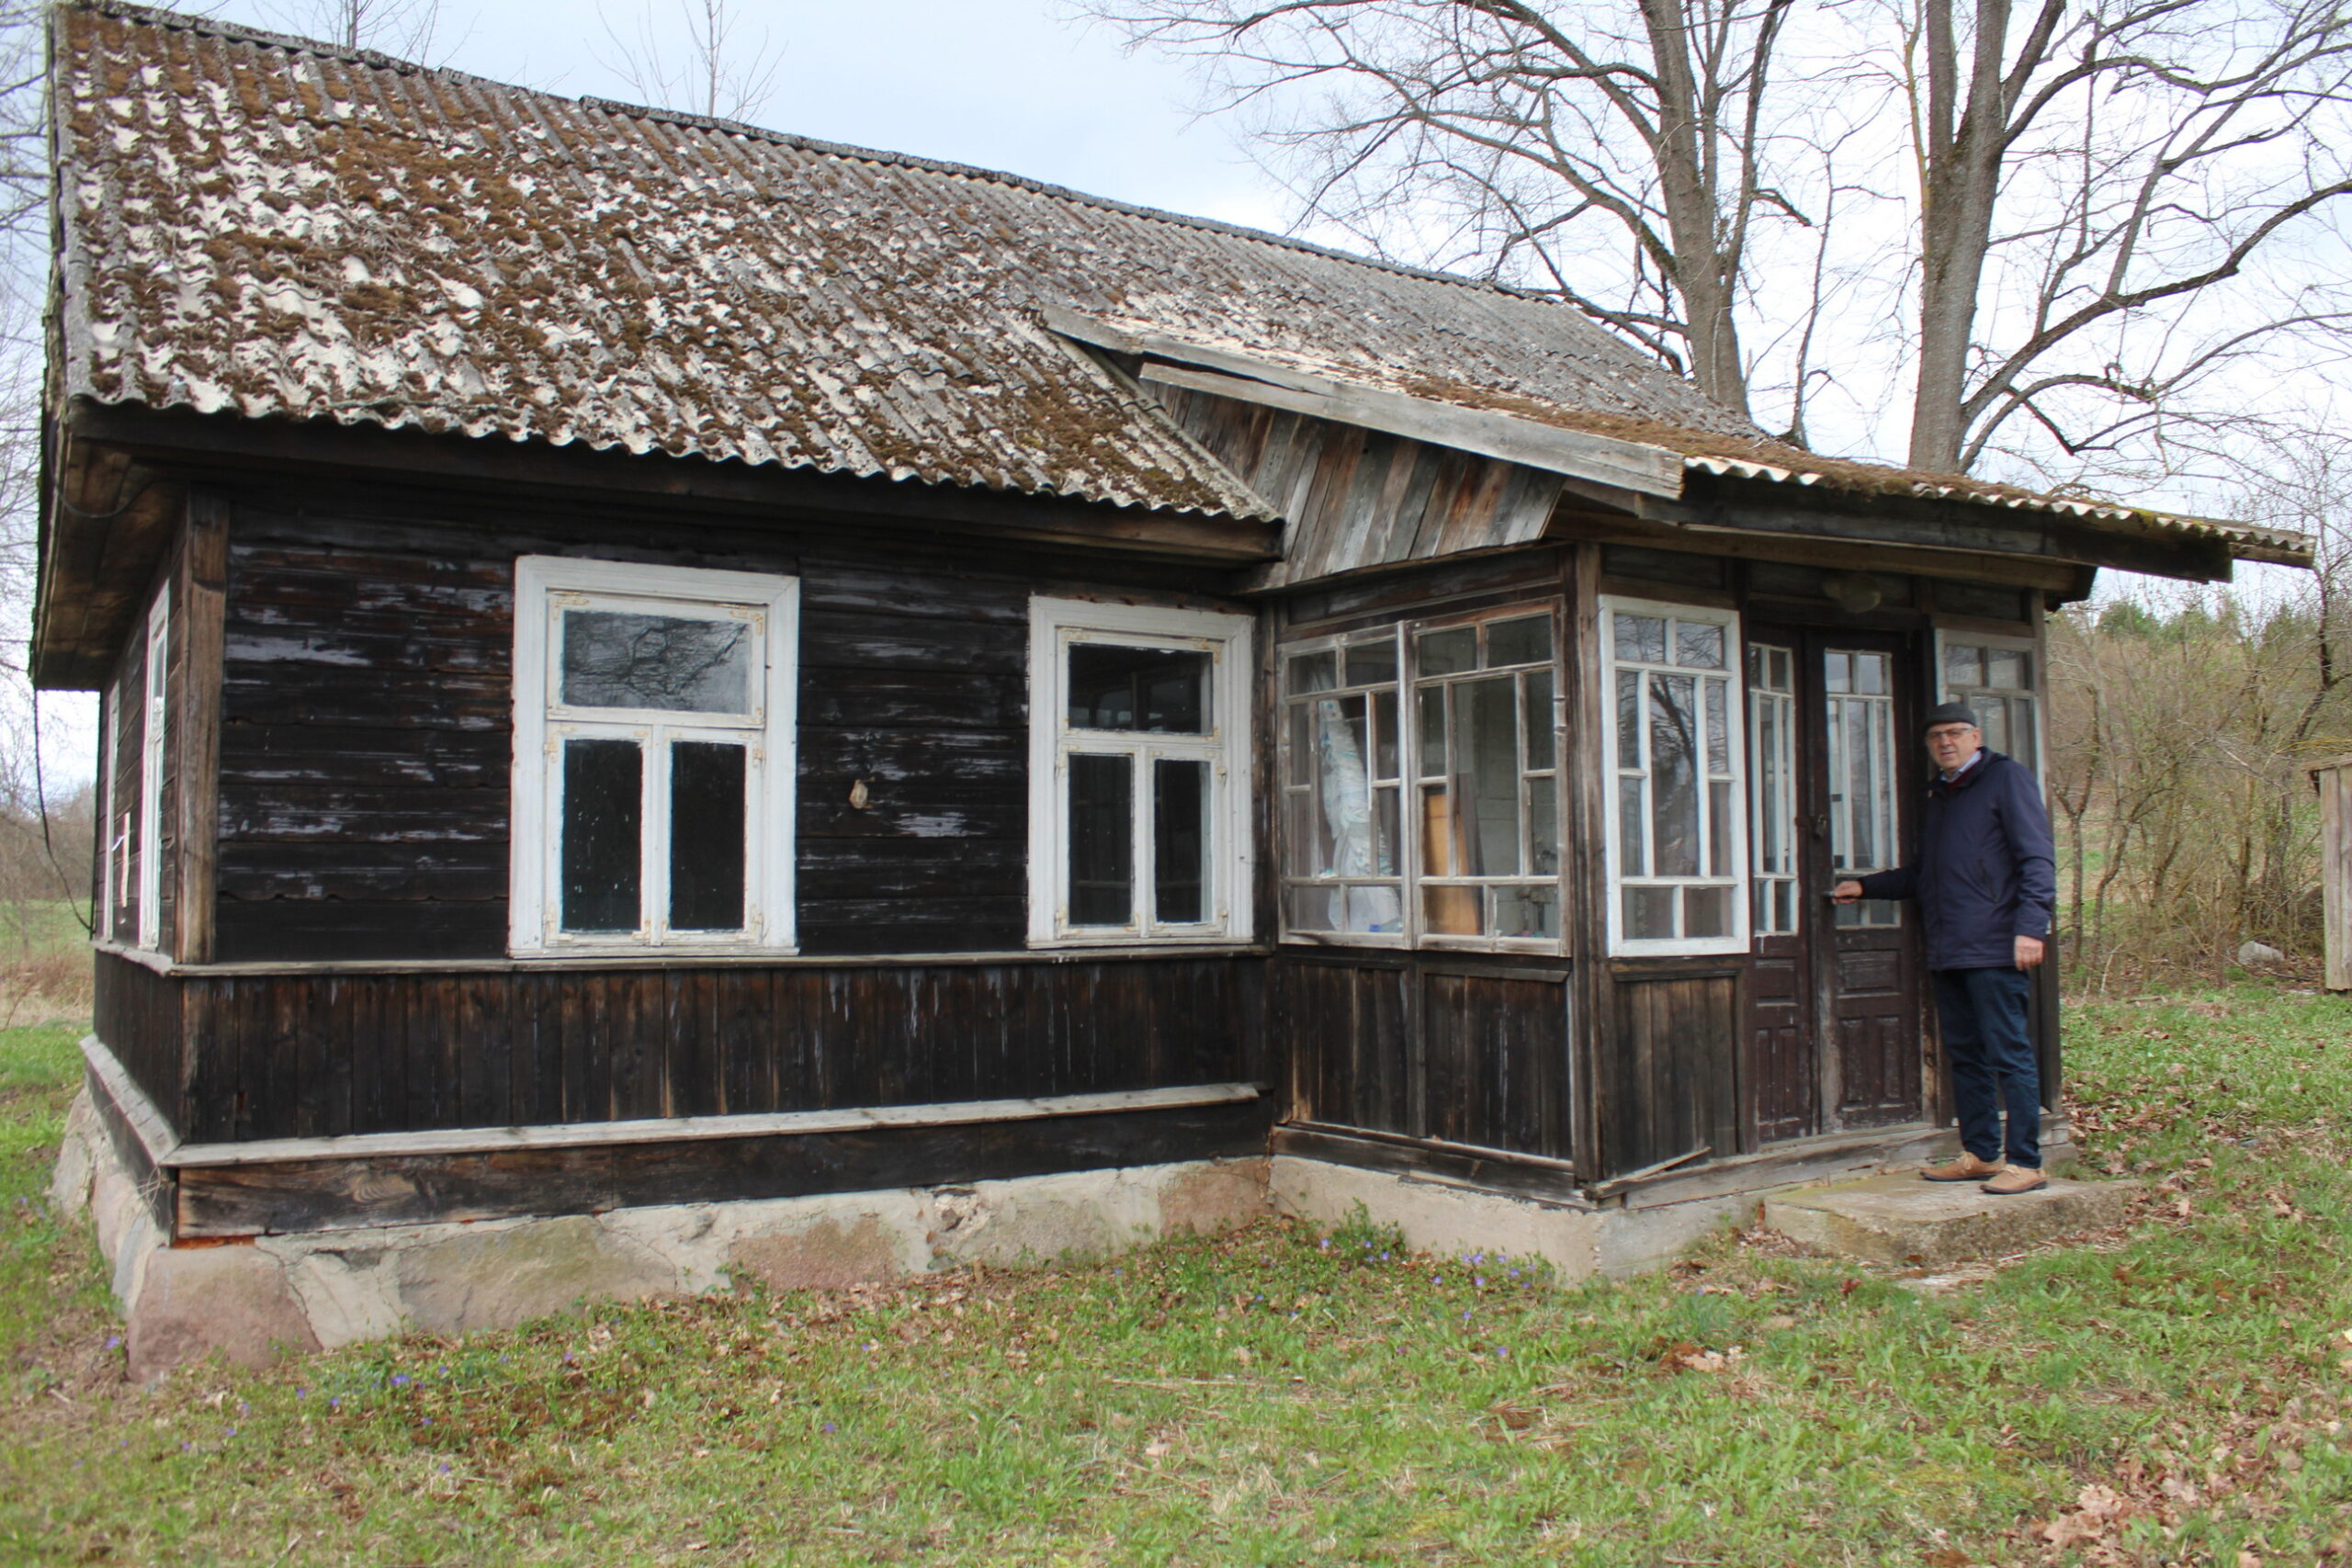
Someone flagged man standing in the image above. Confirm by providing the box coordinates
[1834,702,2056,1195]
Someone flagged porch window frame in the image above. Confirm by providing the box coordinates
[1025,596,1254,948]
[1600,593,1750,957]
[134,590,168,953]
[1934,626,2044,784]
[509,555,798,957]
[1275,603,1569,954]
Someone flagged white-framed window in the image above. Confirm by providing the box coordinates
[1938,629,2041,776]
[1278,606,1565,950]
[1027,597,1253,946]
[136,591,168,952]
[1601,596,1747,954]
[1825,648,1902,930]
[96,672,119,942]
[510,557,797,955]
[1747,641,1799,937]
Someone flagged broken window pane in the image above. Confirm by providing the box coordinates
[562,611,751,713]
[561,738,641,932]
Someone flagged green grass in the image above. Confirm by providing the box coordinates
[0,902,93,964]
[1,994,2349,1564]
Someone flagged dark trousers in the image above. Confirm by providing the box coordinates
[1930,965,2041,1168]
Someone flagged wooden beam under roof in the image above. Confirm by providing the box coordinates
[1042,306,1686,500]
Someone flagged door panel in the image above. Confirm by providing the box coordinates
[1743,628,1926,1143]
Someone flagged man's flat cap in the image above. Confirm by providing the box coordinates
[1924,701,1981,732]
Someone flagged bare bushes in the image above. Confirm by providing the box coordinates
[2049,590,2346,989]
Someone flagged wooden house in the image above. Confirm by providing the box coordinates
[38,3,2311,1366]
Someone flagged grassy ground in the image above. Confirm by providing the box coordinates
[0,992,2346,1566]
[0,902,96,1027]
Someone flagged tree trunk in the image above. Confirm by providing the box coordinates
[1908,0,2013,472]
[1639,0,1753,420]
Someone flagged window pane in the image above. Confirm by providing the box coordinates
[562,612,751,714]
[1287,650,1337,694]
[1423,884,1483,935]
[1650,673,1701,876]
[1824,651,1851,694]
[1979,699,2010,756]
[1285,788,1319,878]
[1067,754,1133,925]
[1988,648,2027,690]
[1344,637,1397,685]
[561,738,642,932]
[1285,705,1312,787]
[1522,671,1555,771]
[1528,774,1559,875]
[1945,642,1984,689]
[1487,615,1552,667]
[1457,676,1522,875]
[1419,686,1448,775]
[1417,626,1477,675]
[1373,690,1400,780]
[1674,620,1724,670]
[1374,786,1400,877]
[1854,651,1887,695]
[1618,775,1646,876]
[1684,886,1730,939]
[1704,676,1729,773]
[2010,699,2038,773]
[1614,614,1666,664]
[1493,886,1558,939]
[1625,886,1676,940]
[1615,670,1641,761]
[1308,695,1374,876]
[1068,645,1208,733]
[1421,783,1457,874]
[670,741,747,931]
[1708,779,1733,878]
[1153,759,1207,924]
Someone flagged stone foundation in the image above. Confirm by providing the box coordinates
[1269,1156,1756,1281]
[52,1088,1272,1381]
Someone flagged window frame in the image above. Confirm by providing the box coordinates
[1599,593,1749,957]
[509,555,798,957]
[1935,625,2044,784]
[1275,603,1568,954]
[1026,596,1254,948]
[135,591,168,953]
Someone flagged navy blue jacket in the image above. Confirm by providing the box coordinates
[1855,750,2054,971]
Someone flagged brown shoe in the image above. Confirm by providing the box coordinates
[1921,1153,2004,1182]
[1979,1165,2049,1195]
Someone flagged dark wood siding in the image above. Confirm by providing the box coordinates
[1278,953,1570,1163]
[205,491,1155,963]
[1598,968,1740,1179]
[93,948,186,1134]
[165,954,1265,1144]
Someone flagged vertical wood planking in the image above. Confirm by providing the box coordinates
[175,493,229,964]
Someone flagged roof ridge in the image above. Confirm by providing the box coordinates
[70,0,1606,318]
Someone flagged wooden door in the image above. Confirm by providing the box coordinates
[1742,630,1926,1143]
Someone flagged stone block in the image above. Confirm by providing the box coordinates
[49,1090,96,1216]
[1763,1173,2135,1268]
[728,1214,907,1292]
[395,1217,675,1335]
[933,1193,1121,1267]
[129,1245,321,1382]
[1157,1157,1271,1235]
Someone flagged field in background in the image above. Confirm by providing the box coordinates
[0,991,2346,1565]
[0,902,91,1029]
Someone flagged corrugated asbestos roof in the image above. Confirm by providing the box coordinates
[51,0,1754,521]
[50,1,2312,566]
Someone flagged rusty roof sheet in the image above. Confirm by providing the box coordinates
[52,0,1759,521]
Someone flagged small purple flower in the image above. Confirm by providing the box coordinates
[391,1374,410,1387]
[1496,1346,1510,1358]
[105,1336,122,1350]
[1474,1276,1486,1289]
[329,1397,342,1412]
[821,1421,837,1434]
[295,1387,307,1399]
[225,1428,237,1438]
[438,1461,451,1473]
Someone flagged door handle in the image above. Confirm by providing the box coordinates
[1808,812,1829,840]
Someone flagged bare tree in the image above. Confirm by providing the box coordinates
[263,0,445,57]
[1891,0,2352,474]
[1070,0,1836,424]
[599,0,786,124]
[1082,0,2352,484]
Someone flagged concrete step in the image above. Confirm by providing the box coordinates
[1762,1172,2135,1268]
